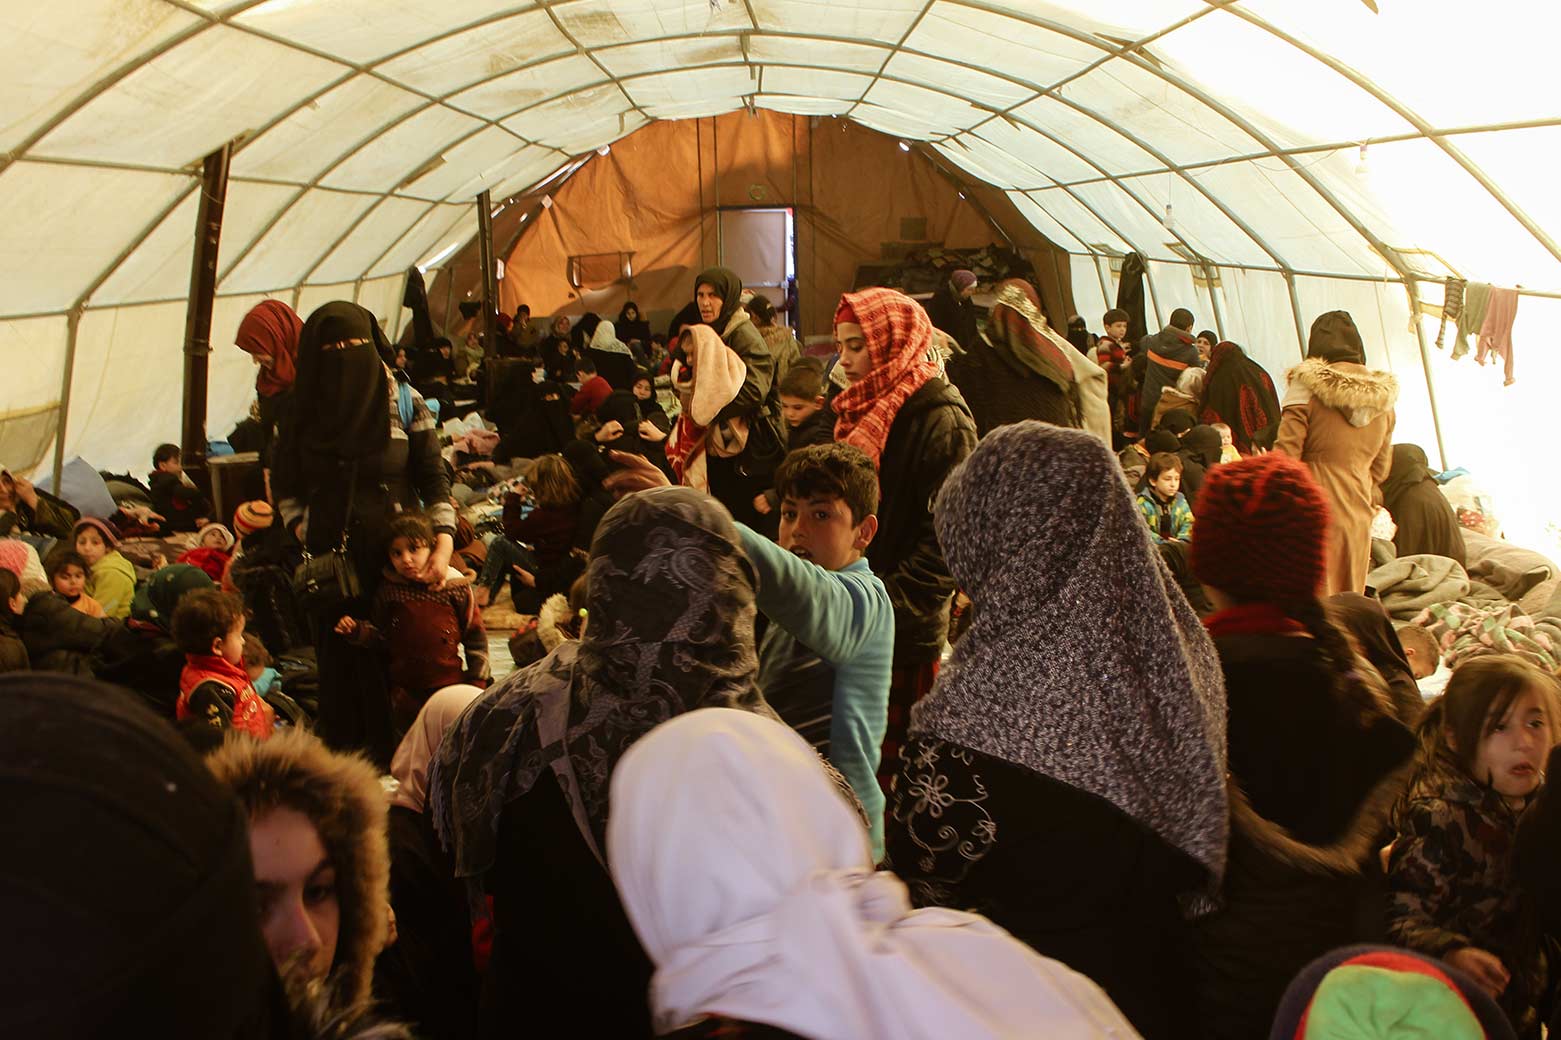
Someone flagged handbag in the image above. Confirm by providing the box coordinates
[291,465,362,617]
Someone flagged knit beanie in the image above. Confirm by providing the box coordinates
[72,516,121,550]
[1269,945,1511,1040]
[232,501,274,539]
[1191,453,1329,605]
[131,564,214,628]
[198,524,235,551]
[949,269,977,293]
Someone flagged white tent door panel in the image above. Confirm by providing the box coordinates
[718,209,789,290]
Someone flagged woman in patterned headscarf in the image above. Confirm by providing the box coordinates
[886,420,1228,1040]
[831,287,978,790]
[430,487,775,1038]
[946,278,1109,440]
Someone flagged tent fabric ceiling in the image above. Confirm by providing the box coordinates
[5,0,1561,539]
[5,0,1560,324]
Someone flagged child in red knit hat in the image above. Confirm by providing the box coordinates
[1186,452,1418,1038]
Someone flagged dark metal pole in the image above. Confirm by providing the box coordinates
[477,189,499,361]
[181,142,232,483]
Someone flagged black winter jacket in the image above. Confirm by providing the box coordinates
[1191,632,1415,1040]
[0,615,27,673]
[94,621,185,718]
[21,592,118,676]
[867,377,977,667]
[946,337,1073,436]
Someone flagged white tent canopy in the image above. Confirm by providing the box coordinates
[5,0,1560,546]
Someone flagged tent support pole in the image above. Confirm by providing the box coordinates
[51,307,84,489]
[180,141,232,487]
[1203,263,1227,340]
[1284,270,1307,361]
[1406,278,1450,471]
[477,189,499,362]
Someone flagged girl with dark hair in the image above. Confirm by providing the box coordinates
[1188,453,1417,1039]
[1388,656,1559,1035]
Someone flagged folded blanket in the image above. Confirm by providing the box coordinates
[1369,555,1471,620]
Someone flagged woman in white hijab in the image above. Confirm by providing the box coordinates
[588,318,637,390]
[607,707,1140,1040]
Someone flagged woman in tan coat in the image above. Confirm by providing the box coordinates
[1275,311,1398,595]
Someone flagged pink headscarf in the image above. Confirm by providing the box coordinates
[390,685,484,813]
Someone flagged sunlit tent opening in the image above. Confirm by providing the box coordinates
[5,0,1561,549]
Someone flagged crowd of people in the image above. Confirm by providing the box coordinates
[2,262,1558,1040]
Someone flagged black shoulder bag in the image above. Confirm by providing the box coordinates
[291,465,362,616]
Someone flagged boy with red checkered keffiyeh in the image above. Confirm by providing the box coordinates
[830,288,976,791]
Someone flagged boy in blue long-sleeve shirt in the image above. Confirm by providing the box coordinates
[735,443,894,858]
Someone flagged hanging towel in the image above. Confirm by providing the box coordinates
[1434,277,1465,349]
[1475,287,1518,385]
[1454,281,1491,360]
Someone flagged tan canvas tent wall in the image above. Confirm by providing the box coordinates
[428,109,1074,338]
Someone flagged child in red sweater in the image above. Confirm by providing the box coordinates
[172,588,275,740]
[336,512,489,733]
[570,356,612,416]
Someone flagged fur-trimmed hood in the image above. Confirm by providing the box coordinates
[1283,358,1399,428]
[206,729,390,1013]
[536,592,576,653]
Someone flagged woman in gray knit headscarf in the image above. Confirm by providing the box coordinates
[884,420,1228,1040]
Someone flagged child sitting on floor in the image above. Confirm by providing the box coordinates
[475,454,594,615]
[47,549,103,617]
[735,442,893,857]
[1137,452,1193,544]
[72,517,136,619]
[177,523,235,583]
[147,443,213,533]
[1388,656,1560,1035]
[569,357,612,417]
[172,588,275,740]
[336,512,489,733]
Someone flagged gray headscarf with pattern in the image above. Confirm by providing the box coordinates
[910,421,1230,885]
[430,486,768,880]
